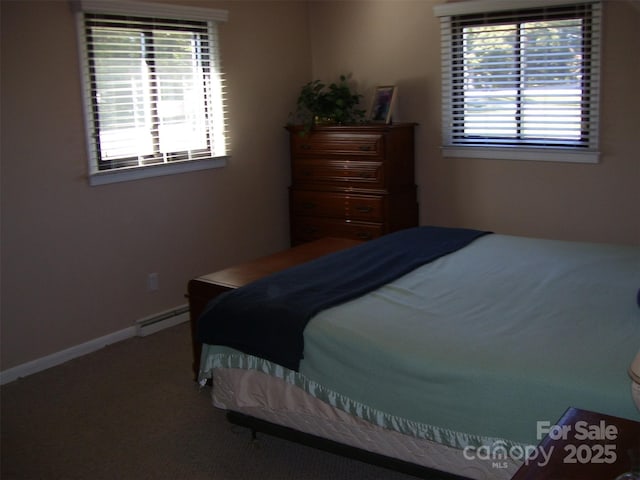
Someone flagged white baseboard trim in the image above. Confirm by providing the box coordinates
[0,326,136,386]
[1,305,190,385]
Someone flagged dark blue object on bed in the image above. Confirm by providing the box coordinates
[196,226,490,371]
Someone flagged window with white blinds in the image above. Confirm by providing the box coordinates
[74,1,229,185]
[434,0,601,163]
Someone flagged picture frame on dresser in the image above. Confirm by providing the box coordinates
[368,85,396,124]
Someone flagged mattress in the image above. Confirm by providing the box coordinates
[199,233,640,478]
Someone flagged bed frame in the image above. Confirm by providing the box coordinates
[226,411,470,480]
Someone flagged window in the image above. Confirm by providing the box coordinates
[434,0,601,163]
[74,0,229,185]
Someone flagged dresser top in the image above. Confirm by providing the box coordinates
[286,123,417,134]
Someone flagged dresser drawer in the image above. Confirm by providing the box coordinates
[291,190,384,222]
[292,160,383,187]
[292,132,383,158]
[292,217,383,243]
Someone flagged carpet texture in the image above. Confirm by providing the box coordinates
[1,323,417,480]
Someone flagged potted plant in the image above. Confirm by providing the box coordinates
[290,75,365,132]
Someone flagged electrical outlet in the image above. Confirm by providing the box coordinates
[147,272,159,292]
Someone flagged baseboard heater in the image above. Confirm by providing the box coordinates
[136,304,190,337]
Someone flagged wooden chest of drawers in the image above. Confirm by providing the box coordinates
[287,123,418,244]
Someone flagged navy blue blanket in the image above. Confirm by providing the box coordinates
[197,226,491,371]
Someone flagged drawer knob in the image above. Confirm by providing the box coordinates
[359,145,373,151]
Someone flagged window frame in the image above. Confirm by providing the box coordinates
[434,0,601,164]
[73,0,229,185]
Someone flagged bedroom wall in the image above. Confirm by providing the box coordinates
[0,0,310,372]
[308,0,640,245]
[2,0,638,377]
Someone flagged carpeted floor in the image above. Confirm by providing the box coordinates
[1,322,417,480]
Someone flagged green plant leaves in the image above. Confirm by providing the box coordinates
[292,75,365,130]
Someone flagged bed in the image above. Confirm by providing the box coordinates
[196,226,640,479]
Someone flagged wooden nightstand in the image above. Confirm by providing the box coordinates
[186,237,362,379]
[511,407,640,480]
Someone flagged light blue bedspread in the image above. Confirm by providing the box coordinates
[201,234,640,449]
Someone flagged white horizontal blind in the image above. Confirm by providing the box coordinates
[438,1,601,151]
[77,5,227,174]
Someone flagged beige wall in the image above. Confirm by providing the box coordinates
[1,0,638,373]
[308,0,640,244]
[0,0,310,370]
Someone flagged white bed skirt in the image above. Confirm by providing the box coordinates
[212,367,522,480]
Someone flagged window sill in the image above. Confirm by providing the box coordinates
[441,146,599,164]
[88,156,228,186]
